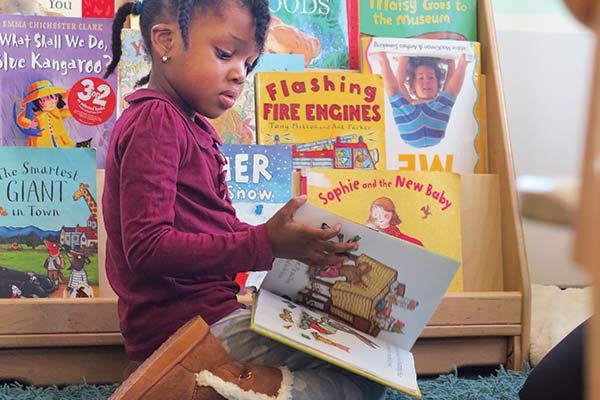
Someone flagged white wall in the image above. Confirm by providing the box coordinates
[493,0,595,286]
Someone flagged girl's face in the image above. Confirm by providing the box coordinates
[371,205,392,228]
[158,3,260,119]
[39,95,58,111]
[412,65,439,100]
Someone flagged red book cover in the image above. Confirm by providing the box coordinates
[346,0,360,70]
[82,0,114,18]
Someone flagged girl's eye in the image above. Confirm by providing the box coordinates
[216,48,232,60]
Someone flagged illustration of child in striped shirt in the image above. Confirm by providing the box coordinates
[373,52,470,148]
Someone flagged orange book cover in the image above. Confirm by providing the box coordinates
[255,71,386,170]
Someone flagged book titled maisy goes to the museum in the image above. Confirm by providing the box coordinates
[361,36,486,174]
[251,203,459,398]
[304,169,462,292]
[0,15,117,168]
[0,147,98,299]
[255,71,386,170]
[359,0,477,41]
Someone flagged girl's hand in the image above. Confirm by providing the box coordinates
[267,196,359,266]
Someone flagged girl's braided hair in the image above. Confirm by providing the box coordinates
[104,0,270,86]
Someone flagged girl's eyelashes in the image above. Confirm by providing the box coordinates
[216,48,233,60]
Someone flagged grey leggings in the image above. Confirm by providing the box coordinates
[211,308,387,400]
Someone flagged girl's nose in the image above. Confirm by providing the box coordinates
[228,62,246,84]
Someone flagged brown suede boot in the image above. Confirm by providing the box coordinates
[109,316,293,400]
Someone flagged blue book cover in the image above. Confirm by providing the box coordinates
[221,144,293,225]
[0,147,98,299]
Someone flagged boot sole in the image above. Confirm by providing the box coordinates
[109,316,210,400]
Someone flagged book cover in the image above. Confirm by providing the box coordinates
[252,203,460,397]
[265,0,350,69]
[221,144,293,225]
[208,53,305,144]
[1,0,114,18]
[361,36,486,173]
[117,28,149,117]
[304,169,462,292]
[359,0,477,42]
[255,71,386,170]
[0,147,98,299]
[0,15,117,169]
[221,144,293,294]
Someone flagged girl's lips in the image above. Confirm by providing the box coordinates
[219,93,236,109]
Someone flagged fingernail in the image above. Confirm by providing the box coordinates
[334,223,342,231]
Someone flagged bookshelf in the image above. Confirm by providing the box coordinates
[0,0,530,385]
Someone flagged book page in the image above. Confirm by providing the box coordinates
[251,289,419,397]
[260,203,459,350]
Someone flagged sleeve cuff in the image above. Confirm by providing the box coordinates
[252,223,274,271]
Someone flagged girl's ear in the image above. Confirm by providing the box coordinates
[150,23,176,58]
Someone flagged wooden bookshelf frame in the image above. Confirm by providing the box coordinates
[0,0,530,385]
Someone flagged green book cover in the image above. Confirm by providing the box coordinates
[360,0,477,42]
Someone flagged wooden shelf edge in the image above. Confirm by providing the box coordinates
[421,324,521,338]
[0,332,124,348]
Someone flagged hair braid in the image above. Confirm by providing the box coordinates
[244,0,270,53]
[104,2,138,78]
[177,0,195,49]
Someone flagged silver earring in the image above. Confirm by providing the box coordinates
[161,55,169,63]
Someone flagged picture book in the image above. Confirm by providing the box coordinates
[252,203,460,397]
[221,144,294,225]
[221,144,293,294]
[265,0,351,69]
[118,28,149,117]
[303,169,462,291]
[0,147,99,299]
[0,15,117,169]
[255,71,386,170]
[1,0,114,18]
[361,36,486,174]
[359,0,477,42]
[208,53,305,144]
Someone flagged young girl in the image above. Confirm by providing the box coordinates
[373,52,469,148]
[103,1,386,399]
[366,197,424,247]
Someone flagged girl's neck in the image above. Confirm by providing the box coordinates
[147,74,196,120]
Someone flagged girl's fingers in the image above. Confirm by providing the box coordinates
[321,239,357,255]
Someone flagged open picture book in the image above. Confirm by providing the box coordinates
[250,203,460,398]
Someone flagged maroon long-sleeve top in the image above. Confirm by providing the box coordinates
[103,89,274,361]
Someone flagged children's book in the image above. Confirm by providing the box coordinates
[221,144,293,225]
[251,203,460,398]
[221,144,293,294]
[1,0,114,18]
[118,29,149,117]
[304,169,463,291]
[0,15,117,169]
[0,147,99,299]
[255,71,386,170]
[361,36,486,174]
[266,0,352,69]
[359,0,477,42]
[208,54,305,144]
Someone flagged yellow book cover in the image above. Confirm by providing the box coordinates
[304,169,462,292]
[255,71,386,170]
[361,37,486,174]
